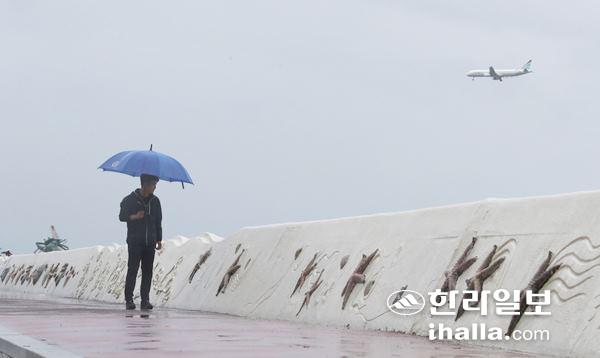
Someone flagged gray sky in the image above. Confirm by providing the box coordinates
[1,1,599,254]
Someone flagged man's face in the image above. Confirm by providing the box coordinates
[142,181,157,194]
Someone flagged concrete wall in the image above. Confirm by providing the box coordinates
[2,191,600,357]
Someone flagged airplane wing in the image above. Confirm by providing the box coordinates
[489,66,502,81]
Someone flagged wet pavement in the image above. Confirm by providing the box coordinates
[0,295,541,357]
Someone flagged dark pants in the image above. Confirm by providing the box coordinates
[124,244,155,303]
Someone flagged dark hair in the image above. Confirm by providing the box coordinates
[140,174,159,186]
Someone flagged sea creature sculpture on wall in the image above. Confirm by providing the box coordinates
[456,245,505,320]
[506,251,561,336]
[19,265,33,285]
[8,265,24,284]
[340,255,349,270]
[188,249,212,283]
[31,264,48,286]
[216,249,245,296]
[363,280,376,297]
[55,263,70,286]
[389,284,409,305]
[296,269,324,316]
[291,253,318,297]
[341,249,379,310]
[43,263,60,288]
[437,237,478,303]
[153,256,184,303]
[63,267,77,287]
[0,267,10,283]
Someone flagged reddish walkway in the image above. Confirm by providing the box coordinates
[0,296,538,357]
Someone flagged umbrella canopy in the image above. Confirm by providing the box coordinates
[98,145,194,186]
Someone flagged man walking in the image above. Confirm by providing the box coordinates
[119,174,163,310]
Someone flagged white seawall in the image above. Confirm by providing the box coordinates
[3,191,600,357]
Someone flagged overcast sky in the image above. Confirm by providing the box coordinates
[1,1,599,254]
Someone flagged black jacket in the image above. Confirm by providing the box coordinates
[119,189,162,247]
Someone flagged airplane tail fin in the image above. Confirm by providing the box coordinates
[521,59,532,72]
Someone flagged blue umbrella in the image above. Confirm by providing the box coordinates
[98,145,193,187]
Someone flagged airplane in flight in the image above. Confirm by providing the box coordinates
[466,60,532,81]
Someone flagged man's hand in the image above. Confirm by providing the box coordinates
[155,241,162,250]
[130,210,145,221]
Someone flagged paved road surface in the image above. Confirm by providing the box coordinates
[0,295,540,357]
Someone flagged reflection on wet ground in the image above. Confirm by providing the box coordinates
[0,295,542,357]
